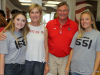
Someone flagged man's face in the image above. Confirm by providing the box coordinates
[57,5,69,20]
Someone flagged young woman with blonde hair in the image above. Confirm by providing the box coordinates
[65,11,100,75]
[0,12,30,75]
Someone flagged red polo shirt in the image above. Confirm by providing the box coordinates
[46,17,78,57]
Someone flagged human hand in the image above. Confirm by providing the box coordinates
[91,72,96,75]
[44,64,49,75]
[65,71,69,75]
[65,67,69,75]
[0,32,6,40]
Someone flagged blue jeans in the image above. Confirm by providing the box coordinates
[4,64,25,75]
[25,60,45,75]
[71,72,91,75]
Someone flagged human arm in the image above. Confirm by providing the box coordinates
[92,51,100,75]
[44,27,49,75]
[92,33,100,75]
[65,49,74,75]
[0,54,5,75]
[0,32,6,40]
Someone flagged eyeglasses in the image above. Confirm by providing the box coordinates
[59,25,62,34]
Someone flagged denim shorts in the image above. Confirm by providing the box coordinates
[25,60,45,75]
[4,63,25,75]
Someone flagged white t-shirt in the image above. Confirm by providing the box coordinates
[26,24,45,62]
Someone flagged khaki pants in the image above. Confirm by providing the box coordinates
[47,53,69,75]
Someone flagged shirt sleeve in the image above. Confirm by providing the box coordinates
[96,32,100,52]
[70,32,78,48]
[0,40,8,54]
[0,33,9,54]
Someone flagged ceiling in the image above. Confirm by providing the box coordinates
[9,0,63,13]
[9,0,98,14]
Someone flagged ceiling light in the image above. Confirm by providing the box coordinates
[19,0,31,3]
[44,4,57,7]
[21,3,31,5]
[47,1,61,4]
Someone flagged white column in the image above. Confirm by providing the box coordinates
[66,0,76,21]
[1,0,6,15]
[31,0,42,6]
[0,0,1,9]
[96,0,100,21]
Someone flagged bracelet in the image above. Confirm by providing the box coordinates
[64,71,69,73]
[45,63,49,64]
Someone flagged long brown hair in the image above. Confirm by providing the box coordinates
[0,16,7,27]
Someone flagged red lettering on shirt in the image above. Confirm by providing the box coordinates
[36,31,39,33]
[30,30,39,34]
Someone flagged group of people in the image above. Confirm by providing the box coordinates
[0,1,100,75]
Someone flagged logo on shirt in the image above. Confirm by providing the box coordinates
[68,27,70,31]
[30,30,44,34]
[75,37,92,49]
[15,37,26,49]
[30,30,39,34]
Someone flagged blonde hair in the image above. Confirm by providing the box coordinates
[29,3,42,14]
[4,12,30,45]
[77,11,97,39]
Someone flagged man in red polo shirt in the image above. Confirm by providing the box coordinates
[46,2,78,75]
